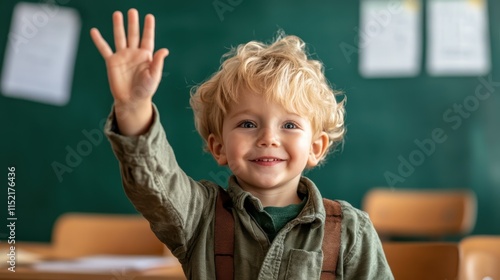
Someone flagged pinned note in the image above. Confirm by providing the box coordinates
[1,2,81,106]
[427,0,491,76]
[359,0,422,78]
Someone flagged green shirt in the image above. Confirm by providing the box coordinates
[105,104,394,280]
[250,197,307,242]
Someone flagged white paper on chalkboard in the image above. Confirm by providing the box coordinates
[1,2,81,106]
[427,0,491,76]
[359,0,422,78]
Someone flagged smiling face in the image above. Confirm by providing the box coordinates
[208,89,328,197]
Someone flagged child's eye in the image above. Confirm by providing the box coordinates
[283,122,298,129]
[238,121,256,128]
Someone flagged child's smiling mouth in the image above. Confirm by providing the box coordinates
[250,157,286,166]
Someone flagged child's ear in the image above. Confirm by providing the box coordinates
[307,132,329,167]
[208,134,228,166]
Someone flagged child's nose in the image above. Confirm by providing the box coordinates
[257,127,280,147]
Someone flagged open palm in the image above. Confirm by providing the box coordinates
[90,9,169,104]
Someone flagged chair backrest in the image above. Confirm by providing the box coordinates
[363,188,476,238]
[52,212,165,258]
[383,242,459,280]
[459,235,500,280]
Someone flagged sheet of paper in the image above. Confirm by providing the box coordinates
[32,255,177,273]
[427,0,490,76]
[359,0,422,78]
[1,2,81,106]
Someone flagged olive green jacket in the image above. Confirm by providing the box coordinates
[105,105,393,280]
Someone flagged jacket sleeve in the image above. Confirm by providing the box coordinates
[104,104,217,261]
[337,201,394,280]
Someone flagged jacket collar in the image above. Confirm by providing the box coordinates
[226,175,325,229]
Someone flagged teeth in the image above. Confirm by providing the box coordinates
[257,159,279,162]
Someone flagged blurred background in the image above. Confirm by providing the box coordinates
[0,0,499,243]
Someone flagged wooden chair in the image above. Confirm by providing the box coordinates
[51,213,166,258]
[383,242,459,280]
[459,235,500,280]
[363,188,476,239]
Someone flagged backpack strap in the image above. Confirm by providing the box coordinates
[214,187,234,280]
[321,199,343,280]
[214,189,343,280]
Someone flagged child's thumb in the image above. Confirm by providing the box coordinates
[151,48,169,80]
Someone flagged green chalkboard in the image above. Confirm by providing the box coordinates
[1,0,499,242]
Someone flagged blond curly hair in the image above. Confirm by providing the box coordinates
[190,34,345,161]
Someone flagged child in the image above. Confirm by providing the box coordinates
[91,8,393,280]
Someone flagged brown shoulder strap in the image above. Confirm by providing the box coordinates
[214,193,342,280]
[321,199,343,280]
[214,187,234,280]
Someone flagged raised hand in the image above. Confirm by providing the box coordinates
[90,8,169,136]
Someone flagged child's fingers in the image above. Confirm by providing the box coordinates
[140,14,155,53]
[113,11,126,51]
[127,8,140,48]
[90,28,113,58]
[151,48,169,81]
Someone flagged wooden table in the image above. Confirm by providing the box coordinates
[0,242,186,280]
[0,266,186,280]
